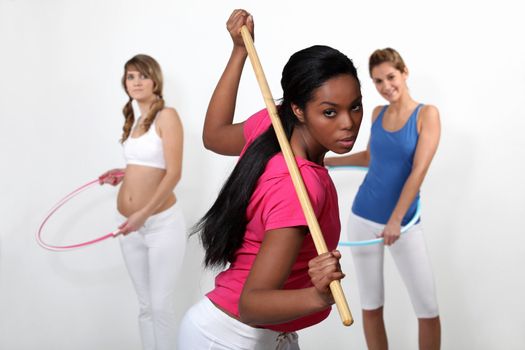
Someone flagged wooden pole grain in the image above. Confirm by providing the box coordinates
[240,25,353,326]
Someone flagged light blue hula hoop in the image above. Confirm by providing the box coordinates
[327,165,421,247]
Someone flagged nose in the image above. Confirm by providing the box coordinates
[382,81,391,93]
[340,111,355,130]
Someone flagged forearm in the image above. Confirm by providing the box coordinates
[139,170,181,217]
[389,169,427,224]
[239,287,329,326]
[203,47,248,149]
[324,150,369,167]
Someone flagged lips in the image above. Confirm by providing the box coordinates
[339,137,356,148]
[383,89,396,99]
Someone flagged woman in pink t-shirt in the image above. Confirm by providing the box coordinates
[178,9,364,349]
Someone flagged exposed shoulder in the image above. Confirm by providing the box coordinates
[157,107,180,121]
[155,108,183,140]
[419,104,440,122]
[156,107,182,128]
[371,105,384,123]
[417,104,440,135]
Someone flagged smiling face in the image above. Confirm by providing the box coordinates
[124,69,156,103]
[292,74,363,160]
[371,62,408,103]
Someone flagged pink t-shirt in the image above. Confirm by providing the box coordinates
[206,109,341,332]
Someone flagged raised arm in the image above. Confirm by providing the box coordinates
[203,9,254,156]
[382,104,441,245]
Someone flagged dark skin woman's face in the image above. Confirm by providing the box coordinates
[292,74,363,163]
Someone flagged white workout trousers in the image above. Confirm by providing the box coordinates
[177,298,300,350]
[118,202,187,350]
[348,212,439,318]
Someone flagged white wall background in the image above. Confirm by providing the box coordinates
[1,0,524,349]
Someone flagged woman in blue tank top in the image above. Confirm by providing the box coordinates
[325,48,441,350]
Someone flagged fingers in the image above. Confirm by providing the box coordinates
[379,231,390,246]
[98,171,110,184]
[245,13,254,37]
[311,269,345,285]
[308,250,345,286]
[227,9,253,42]
[380,231,400,246]
[99,169,124,186]
[232,12,248,32]
[307,251,345,306]
[308,250,342,268]
[227,9,247,29]
[99,175,114,186]
[118,221,132,235]
[118,215,143,235]
[230,9,251,22]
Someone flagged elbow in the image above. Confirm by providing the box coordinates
[238,312,257,326]
[410,164,429,179]
[165,170,182,187]
[173,173,182,186]
[202,129,217,151]
[203,140,215,152]
[238,294,259,326]
[202,132,212,150]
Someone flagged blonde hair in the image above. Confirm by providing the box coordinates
[120,54,165,143]
[368,48,407,77]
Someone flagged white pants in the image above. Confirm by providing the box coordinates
[177,298,300,350]
[348,212,439,318]
[118,202,187,350]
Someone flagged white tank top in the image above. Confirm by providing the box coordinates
[123,116,166,169]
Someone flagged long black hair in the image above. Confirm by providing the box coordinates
[194,45,360,268]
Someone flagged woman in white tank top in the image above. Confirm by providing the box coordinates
[99,54,186,350]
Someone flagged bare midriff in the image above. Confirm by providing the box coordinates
[117,164,176,217]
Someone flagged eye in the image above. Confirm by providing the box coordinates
[387,74,395,81]
[126,74,134,80]
[323,109,336,118]
[140,74,149,79]
[351,103,363,112]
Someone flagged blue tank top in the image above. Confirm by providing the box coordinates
[352,104,422,225]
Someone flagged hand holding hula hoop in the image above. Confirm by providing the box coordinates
[327,165,421,247]
[36,171,125,252]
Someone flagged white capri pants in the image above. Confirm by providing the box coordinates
[118,202,186,350]
[348,212,439,318]
[177,298,300,350]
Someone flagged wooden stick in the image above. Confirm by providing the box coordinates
[240,25,353,327]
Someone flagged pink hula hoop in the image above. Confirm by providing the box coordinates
[36,172,125,252]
